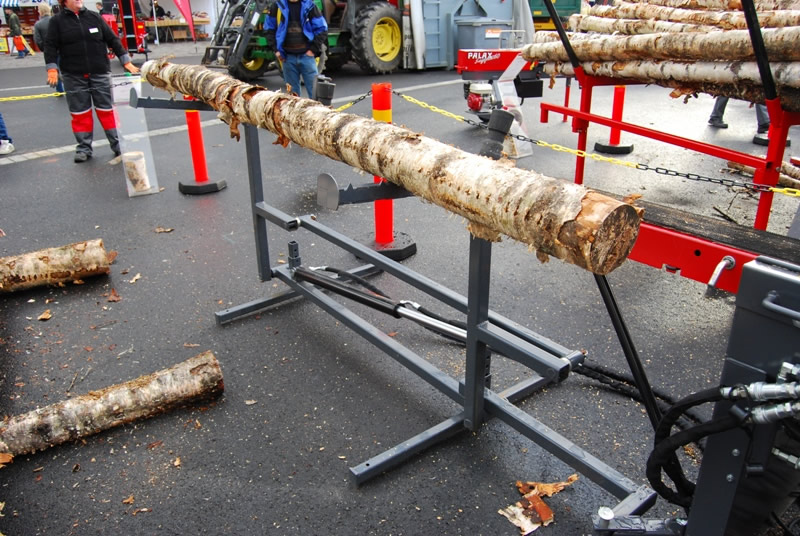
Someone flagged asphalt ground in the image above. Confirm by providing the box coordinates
[1,42,800,535]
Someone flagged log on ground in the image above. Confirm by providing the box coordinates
[0,239,112,293]
[0,351,224,456]
[140,60,642,275]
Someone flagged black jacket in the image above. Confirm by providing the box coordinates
[44,7,130,75]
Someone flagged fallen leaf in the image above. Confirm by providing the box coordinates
[106,251,118,263]
[107,288,121,302]
[277,259,287,264]
[155,227,174,233]
[129,273,141,284]
[131,507,151,515]
[84,347,93,352]
[0,453,13,469]
[0,228,5,237]
[147,441,163,450]
[183,343,200,348]
[245,400,257,405]
[72,464,80,473]
[33,467,44,472]
[37,310,52,321]
[122,495,134,505]
[173,457,181,467]
[120,268,130,275]
[194,420,202,429]
[387,331,398,337]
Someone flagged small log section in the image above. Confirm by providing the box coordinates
[0,239,111,293]
[526,1,800,110]
[140,60,642,275]
[0,351,224,456]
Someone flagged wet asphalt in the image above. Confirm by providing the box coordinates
[1,42,799,535]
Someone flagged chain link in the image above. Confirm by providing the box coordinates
[334,90,372,112]
[0,79,137,103]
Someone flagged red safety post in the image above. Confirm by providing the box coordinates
[594,85,634,155]
[562,77,571,123]
[358,82,416,261]
[179,95,227,194]
[372,83,394,244]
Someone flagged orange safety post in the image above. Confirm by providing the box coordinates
[372,82,394,244]
[179,95,227,194]
[593,85,634,155]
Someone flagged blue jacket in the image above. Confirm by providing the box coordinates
[265,0,327,57]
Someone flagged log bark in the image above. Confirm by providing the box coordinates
[538,60,800,111]
[140,60,642,274]
[0,351,224,456]
[588,3,800,29]
[0,239,111,293]
[523,27,800,62]
[567,14,719,33]
[624,0,800,10]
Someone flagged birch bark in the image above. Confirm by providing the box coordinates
[588,3,800,29]
[0,352,224,456]
[0,239,111,293]
[567,14,723,33]
[141,60,642,274]
[522,27,800,62]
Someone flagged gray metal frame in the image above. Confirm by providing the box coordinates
[224,122,654,514]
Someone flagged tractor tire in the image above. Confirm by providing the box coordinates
[351,2,402,74]
[224,35,275,81]
[322,53,349,74]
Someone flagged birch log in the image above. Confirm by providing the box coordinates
[624,0,800,10]
[522,27,800,62]
[0,239,111,293]
[141,60,642,274]
[588,3,800,29]
[567,15,719,33]
[726,161,800,189]
[537,60,800,111]
[0,351,224,456]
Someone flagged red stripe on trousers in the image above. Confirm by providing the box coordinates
[95,108,118,130]
[71,110,93,134]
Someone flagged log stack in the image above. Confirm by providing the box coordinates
[520,0,800,111]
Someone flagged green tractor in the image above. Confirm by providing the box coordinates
[201,0,405,80]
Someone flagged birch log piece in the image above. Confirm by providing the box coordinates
[537,60,800,111]
[588,3,800,29]
[0,239,111,293]
[522,27,800,62]
[0,351,224,456]
[624,0,800,10]
[567,15,719,33]
[140,60,642,274]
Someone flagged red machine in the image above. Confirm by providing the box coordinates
[101,0,148,60]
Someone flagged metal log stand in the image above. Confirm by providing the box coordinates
[214,107,656,518]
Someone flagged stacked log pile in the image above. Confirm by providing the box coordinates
[520,0,800,111]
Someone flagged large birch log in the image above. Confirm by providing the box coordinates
[624,0,800,11]
[140,60,642,274]
[567,15,719,33]
[538,60,800,111]
[0,239,111,293]
[0,351,224,456]
[588,3,800,29]
[523,27,800,62]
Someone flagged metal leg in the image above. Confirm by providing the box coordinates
[464,235,493,431]
[244,124,271,281]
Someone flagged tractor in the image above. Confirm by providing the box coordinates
[202,0,577,81]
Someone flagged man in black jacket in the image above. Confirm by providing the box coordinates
[44,0,139,162]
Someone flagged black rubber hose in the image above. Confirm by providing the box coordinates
[655,387,725,447]
[320,267,390,298]
[646,414,740,507]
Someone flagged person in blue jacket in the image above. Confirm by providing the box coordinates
[265,0,327,99]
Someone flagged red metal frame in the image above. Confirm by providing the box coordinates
[459,51,798,292]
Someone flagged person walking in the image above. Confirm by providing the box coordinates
[4,7,29,58]
[0,112,15,156]
[44,0,139,163]
[34,4,65,93]
[265,0,327,99]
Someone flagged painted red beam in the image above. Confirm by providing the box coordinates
[628,223,757,294]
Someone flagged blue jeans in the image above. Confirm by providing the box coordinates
[0,112,11,143]
[710,96,770,132]
[282,53,318,99]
